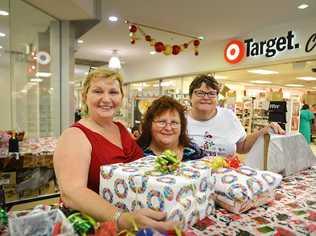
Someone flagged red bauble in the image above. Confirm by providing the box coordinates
[129,24,137,33]
[183,43,189,49]
[130,39,136,44]
[193,39,200,46]
[172,45,181,55]
[145,35,152,42]
[154,42,165,52]
[195,51,199,56]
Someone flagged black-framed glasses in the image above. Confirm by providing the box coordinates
[153,120,180,129]
[194,90,217,98]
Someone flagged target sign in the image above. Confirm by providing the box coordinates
[224,40,245,64]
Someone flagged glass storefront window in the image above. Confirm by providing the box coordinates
[161,78,182,96]
[8,0,60,138]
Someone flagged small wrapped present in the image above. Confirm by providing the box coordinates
[211,165,282,213]
[99,156,215,229]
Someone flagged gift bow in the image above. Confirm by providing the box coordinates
[155,150,180,173]
[0,208,8,226]
[118,214,182,236]
[203,155,242,170]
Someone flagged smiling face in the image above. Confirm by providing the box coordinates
[151,109,181,150]
[190,82,218,113]
[84,77,123,120]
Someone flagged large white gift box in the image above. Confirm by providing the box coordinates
[99,156,215,229]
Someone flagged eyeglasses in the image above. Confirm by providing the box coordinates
[153,120,180,129]
[194,90,217,98]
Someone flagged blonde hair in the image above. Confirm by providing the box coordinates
[81,68,124,116]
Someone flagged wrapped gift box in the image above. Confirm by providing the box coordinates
[212,165,282,213]
[99,156,215,229]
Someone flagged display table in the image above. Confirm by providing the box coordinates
[245,133,316,176]
[186,166,316,235]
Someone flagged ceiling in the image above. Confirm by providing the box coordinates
[73,0,316,88]
[2,0,316,88]
[75,0,316,63]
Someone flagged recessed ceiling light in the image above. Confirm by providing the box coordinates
[214,75,227,79]
[247,69,279,75]
[297,3,309,9]
[297,76,316,81]
[150,51,156,55]
[0,32,5,37]
[30,78,43,82]
[285,84,304,87]
[36,72,51,77]
[77,39,84,44]
[108,16,118,22]
[0,10,9,16]
[250,80,272,84]
[0,45,3,49]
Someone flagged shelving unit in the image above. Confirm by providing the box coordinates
[235,98,254,134]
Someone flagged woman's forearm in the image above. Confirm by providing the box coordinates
[61,186,118,222]
[237,130,263,154]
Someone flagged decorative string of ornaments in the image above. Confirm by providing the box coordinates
[126,20,201,56]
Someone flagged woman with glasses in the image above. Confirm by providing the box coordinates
[187,74,285,156]
[137,96,206,161]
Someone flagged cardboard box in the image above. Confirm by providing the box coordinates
[0,171,16,185]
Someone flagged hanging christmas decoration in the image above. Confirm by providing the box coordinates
[125,20,202,56]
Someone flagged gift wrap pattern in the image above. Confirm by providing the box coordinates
[186,166,316,235]
[212,165,282,213]
[99,156,215,228]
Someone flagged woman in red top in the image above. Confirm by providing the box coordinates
[54,68,175,232]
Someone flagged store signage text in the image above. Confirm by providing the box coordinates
[224,31,300,64]
[305,33,316,53]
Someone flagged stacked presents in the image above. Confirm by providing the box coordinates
[99,151,282,228]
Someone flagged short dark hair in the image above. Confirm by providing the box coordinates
[189,74,220,97]
[137,96,190,149]
[302,104,310,110]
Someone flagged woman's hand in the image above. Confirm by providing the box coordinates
[118,208,178,232]
[260,122,286,135]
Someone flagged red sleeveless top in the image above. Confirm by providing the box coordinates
[72,122,143,193]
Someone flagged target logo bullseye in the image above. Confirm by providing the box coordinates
[224,40,245,64]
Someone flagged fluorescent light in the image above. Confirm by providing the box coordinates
[30,78,43,82]
[108,16,118,22]
[298,3,309,9]
[214,75,227,79]
[36,72,51,77]
[247,69,278,75]
[285,84,304,87]
[77,39,84,44]
[250,80,272,84]
[150,51,156,55]
[0,32,5,37]
[0,10,9,16]
[297,76,316,81]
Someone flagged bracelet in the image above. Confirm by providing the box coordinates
[113,210,123,229]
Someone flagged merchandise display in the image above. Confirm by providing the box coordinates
[99,156,215,229]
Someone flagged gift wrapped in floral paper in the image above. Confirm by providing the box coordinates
[207,157,282,213]
[99,156,215,229]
